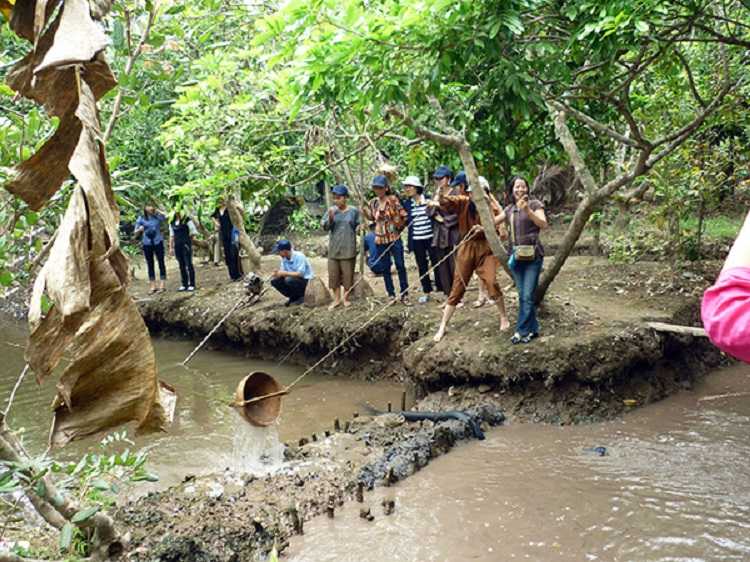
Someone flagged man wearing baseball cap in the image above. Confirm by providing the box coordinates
[322,184,359,309]
[362,174,410,303]
[270,239,314,305]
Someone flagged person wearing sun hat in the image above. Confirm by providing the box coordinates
[362,174,410,303]
[322,184,359,309]
[402,174,441,303]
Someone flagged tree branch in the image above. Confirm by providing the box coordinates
[103,4,157,142]
[549,100,644,149]
[674,48,707,108]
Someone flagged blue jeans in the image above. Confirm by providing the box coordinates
[378,239,409,298]
[511,257,543,336]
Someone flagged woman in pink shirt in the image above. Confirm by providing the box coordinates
[701,211,750,363]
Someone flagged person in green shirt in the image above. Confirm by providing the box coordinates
[322,184,360,309]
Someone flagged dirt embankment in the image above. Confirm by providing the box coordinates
[135,249,727,425]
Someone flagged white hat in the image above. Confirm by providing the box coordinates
[402,175,423,188]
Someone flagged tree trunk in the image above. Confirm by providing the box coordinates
[226,194,262,273]
[455,142,513,280]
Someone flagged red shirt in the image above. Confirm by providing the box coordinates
[367,195,407,244]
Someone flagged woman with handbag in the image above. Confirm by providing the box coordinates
[501,176,548,344]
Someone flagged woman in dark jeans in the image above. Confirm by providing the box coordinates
[169,211,197,291]
[135,204,167,293]
[500,176,548,344]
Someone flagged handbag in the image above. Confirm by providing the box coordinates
[510,208,536,262]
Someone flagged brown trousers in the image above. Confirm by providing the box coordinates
[328,257,355,291]
[446,238,502,306]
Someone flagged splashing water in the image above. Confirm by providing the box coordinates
[228,415,285,474]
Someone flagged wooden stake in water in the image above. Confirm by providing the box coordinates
[401,391,406,411]
[326,495,335,518]
[289,506,304,535]
[356,482,364,503]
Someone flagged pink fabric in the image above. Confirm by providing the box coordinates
[702,266,750,363]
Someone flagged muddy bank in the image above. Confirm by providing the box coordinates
[116,406,504,561]
[136,256,727,424]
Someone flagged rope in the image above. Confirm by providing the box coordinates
[181,274,272,365]
[234,226,482,407]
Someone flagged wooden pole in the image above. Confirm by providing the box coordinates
[646,322,707,337]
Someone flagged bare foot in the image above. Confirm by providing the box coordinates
[328,301,341,311]
[472,298,487,308]
[343,300,352,308]
[500,317,510,331]
[433,325,446,342]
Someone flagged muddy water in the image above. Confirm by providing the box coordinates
[0,322,403,489]
[289,364,750,562]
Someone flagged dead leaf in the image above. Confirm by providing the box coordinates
[35,0,107,74]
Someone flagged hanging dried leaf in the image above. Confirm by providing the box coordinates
[6,0,175,447]
[26,74,173,446]
[5,114,82,211]
[35,0,107,74]
[5,9,115,209]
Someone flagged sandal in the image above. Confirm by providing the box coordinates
[510,332,522,345]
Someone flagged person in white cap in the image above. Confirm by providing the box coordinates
[403,175,442,303]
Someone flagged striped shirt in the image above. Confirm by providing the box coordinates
[410,201,433,241]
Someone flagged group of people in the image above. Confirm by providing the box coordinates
[134,165,548,344]
[318,166,549,344]
[134,199,243,294]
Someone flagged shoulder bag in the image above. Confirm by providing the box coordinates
[510,208,536,261]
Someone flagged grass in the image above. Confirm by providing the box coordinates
[681,215,743,240]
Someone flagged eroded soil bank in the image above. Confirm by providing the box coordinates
[135,254,727,425]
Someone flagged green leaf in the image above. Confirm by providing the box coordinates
[0,270,13,287]
[34,478,46,498]
[635,20,649,34]
[0,83,14,97]
[71,505,100,523]
[91,479,110,491]
[166,5,186,14]
[132,471,159,482]
[60,522,74,551]
[505,144,516,160]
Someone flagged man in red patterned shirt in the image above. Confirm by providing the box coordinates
[362,175,410,303]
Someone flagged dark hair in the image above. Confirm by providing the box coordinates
[507,175,530,204]
[415,185,424,195]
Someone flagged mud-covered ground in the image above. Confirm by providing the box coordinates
[116,406,506,561]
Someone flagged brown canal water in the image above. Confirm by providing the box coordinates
[0,321,404,490]
[288,364,750,562]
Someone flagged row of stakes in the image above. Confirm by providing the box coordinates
[285,391,408,535]
[293,391,407,448]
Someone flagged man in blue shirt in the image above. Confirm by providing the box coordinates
[270,239,314,305]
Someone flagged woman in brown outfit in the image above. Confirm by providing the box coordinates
[433,177,510,342]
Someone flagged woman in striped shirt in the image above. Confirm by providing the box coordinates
[403,175,442,304]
